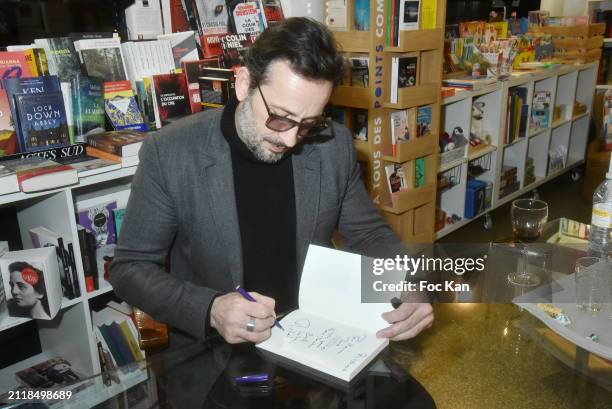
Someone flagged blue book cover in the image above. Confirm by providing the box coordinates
[14,91,69,152]
[2,75,61,152]
[354,0,370,31]
[98,324,126,367]
[416,105,432,137]
[108,321,135,365]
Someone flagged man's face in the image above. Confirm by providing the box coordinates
[9,270,42,308]
[235,60,333,163]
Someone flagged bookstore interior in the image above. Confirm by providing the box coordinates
[0,0,611,407]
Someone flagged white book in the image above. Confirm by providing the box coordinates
[74,38,129,82]
[257,245,396,383]
[325,0,347,32]
[398,0,421,32]
[0,247,63,320]
[160,0,172,35]
[60,82,75,142]
[2,157,78,193]
[0,165,19,196]
[125,0,163,40]
[390,57,398,104]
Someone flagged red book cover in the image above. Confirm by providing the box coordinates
[0,51,32,154]
[17,164,74,185]
[171,0,190,32]
[201,34,224,57]
[152,73,190,124]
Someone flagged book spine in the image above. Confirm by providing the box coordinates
[98,324,126,367]
[77,228,92,292]
[86,230,99,291]
[87,138,124,156]
[109,321,135,365]
[16,165,74,189]
[86,146,122,163]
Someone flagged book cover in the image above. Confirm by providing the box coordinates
[0,52,33,154]
[385,163,408,194]
[399,0,420,31]
[391,108,415,145]
[152,73,191,124]
[157,31,199,68]
[326,0,347,31]
[87,130,146,157]
[139,78,158,130]
[71,75,105,141]
[182,58,222,113]
[227,0,266,35]
[15,357,84,388]
[80,47,127,83]
[531,90,551,130]
[415,157,426,187]
[3,75,61,151]
[60,82,75,144]
[196,0,230,34]
[352,110,368,141]
[261,0,284,28]
[76,200,118,248]
[0,247,63,320]
[349,56,369,87]
[103,81,147,132]
[220,33,256,70]
[199,77,232,109]
[420,0,436,29]
[33,38,81,82]
[113,208,126,238]
[416,105,432,137]
[354,0,370,31]
[201,34,225,57]
[170,0,191,32]
[397,55,418,88]
[14,92,69,152]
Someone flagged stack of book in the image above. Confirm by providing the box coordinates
[499,165,519,198]
[85,131,146,168]
[0,156,78,193]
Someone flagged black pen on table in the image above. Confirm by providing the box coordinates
[235,286,284,331]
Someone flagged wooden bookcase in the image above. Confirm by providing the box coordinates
[329,0,446,243]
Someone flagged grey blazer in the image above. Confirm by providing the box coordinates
[109,108,405,342]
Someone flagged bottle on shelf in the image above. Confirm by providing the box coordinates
[588,156,612,258]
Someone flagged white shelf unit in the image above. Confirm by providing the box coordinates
[0,167,148,401]
[436,62,598,239]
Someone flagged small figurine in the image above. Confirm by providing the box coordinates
[470,101,491,146]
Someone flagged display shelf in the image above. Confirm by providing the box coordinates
[384,28,443,52]
[330,85,370,109]
[548,122,572,175]
[572,111,590,122]
[439,157,467,174]
[568,114,591,164]
[333,30,372,53]
[528,127,548,139]
[552,117,572,129]
[468,144,496,161]
[383,83,439,109]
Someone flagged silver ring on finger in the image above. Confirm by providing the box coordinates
[246,317,256,333]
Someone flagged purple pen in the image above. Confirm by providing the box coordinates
[235,286,284,331]
[234,373,269,384]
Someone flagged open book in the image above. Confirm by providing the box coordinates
[257,245,399,383]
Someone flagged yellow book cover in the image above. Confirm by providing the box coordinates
[22,49,39,76]
[420,0,437,30]
[118,320,143,361]
[492,22,509,39]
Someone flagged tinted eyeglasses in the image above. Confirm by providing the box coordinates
[257,85,328,137]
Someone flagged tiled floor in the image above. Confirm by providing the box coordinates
[438,171,593,243]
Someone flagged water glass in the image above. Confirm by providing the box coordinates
[575,257,607,314]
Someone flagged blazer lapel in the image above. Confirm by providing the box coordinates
[293,144,321,277]
[199,115,244,287]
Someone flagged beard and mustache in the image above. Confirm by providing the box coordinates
[235,92,290,164]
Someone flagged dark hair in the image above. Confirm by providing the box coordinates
[9,261,50,317]
[244,17,344,88]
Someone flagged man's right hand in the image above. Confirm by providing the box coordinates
[210,292,276,344]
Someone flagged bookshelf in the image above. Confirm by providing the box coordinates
[0,168,145,400]
[435,61,598,239]
[329,0,446,244]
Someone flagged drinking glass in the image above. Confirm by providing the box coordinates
[507,199,548,287]
[575,257,606,314]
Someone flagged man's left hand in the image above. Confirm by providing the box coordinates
[376,303,434,341]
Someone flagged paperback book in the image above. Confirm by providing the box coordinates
[33,37,81,82]
[76,200,118,249]
[261,0,284,28]
[182,58,222,113]
[416,105,432,137]
[0,247,63,320]
[531,91,551,130]
[103,81,147,132]
[152,73,190,126]
[196,0,230,34]
[16,357,86,389]
[157,31,199,69]
[3,75,61,152]
[71,75,105,141]
[390,54,418,104]
[352,110,368,141]
[1,156,78,192]
[0,51,33,155]
[226,0,266,35]
[220,33,256,70]
[199,77,232,110]
[14,91,69,152]
[75,38,128,82]
[0,164,19,195]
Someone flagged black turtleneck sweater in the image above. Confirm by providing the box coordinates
[220,96,298,314]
